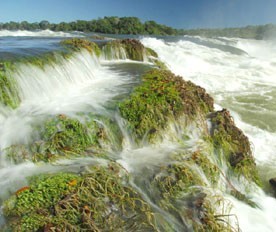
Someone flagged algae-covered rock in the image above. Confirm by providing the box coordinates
[208,109,259,184]
[61,38,101,57]
[18,51,72,70]
[102,39,158,61]
[90,34,106,40]
[2,163,157,231]
[0,62,20,108]
[150,151,232,231]
[119,69,214,141]
[6,114,122,163]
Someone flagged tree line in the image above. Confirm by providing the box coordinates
[0,17,177,35]
[0,16,276,39]
[180,24,276,39]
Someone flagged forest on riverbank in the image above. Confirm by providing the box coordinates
[1,16,276,39]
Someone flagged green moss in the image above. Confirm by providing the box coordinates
[208,109,260,185]
[189,151,220,185]
[60,38,101,57]
[3,163,157,231]
[155,163,205,205]
[121,39,146,61]
[6,114,122,163]
[119,69,214,141]
[153,151,219,204]
[150,152,232,231]
[102,39,158,61]
[4,173,80,217]
[18,51,72,70]
[192,196,235,232]
[146,47,158,58]
[230,189,258,208]
[153,59,168,70]
[0,62,20,108]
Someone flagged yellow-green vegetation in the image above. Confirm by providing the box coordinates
[2,163,157,231]
[153,59,168,70]
[6,114,122,163]
[60,38,101,57]
[151,151,232,231]
[102,39,158,61]
[90,34,106,40]
[0,62,20,108]
[0,39,262,231]
[208,109,260,185]
[146,47,158,58]
[119,69,214,141]
[17,51,72,69]
[153,151,219,203]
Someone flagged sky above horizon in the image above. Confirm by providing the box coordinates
[0,0,275,29]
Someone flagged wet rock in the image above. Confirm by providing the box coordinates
[188,192,207,211]
[269,178,276,189]
[102,38,158,61]
[60,38,101,56]
[229,152,245,167]
[208,109,259,184]
[119,69,214,141]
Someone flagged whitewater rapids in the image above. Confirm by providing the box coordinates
[0,31,275,231]
[142,36,276,232]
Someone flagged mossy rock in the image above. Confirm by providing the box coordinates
[146,47,158,58]
[152,151,219,204]
[17,51,72,70]
[150,152,232,231]
[6,114,122,163]
[90,34,106,40]
[119,69,214,141]
[0,52,73,109]
[121,39,145,61]
[208,109,260,185]
[102,39,158,61]
[2,163,157,231]
[153,59,168,70]
[61,38,101,57]
[0,62,20,108]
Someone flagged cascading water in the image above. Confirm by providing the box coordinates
[0,32,275,231]
[0,46,145,203]
[141,36,276,231]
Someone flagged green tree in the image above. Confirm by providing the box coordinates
[39,20,50,30]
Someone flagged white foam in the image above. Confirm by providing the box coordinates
[0,50,134,150]
[141,36,276,232]
[0,29,83,37]
[141,37,276,94]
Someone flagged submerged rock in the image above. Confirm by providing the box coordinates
[60,38,101,57]
[0,62,20,108]
[101,38,158,62]
[208,109,259,184]
[0,41,262,231]
[5,114,122,163]
[149,151,231,231]
[2,163,157,231]
[269,178,276,187]
[119,69,214,141]
[269,177,276,195]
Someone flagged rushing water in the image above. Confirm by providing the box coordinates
[0,30,276,231]
[141,36,276,231]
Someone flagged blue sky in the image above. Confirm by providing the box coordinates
[0,0,275,29]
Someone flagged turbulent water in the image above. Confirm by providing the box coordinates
[142,36,276,231]
[0,30,276,231]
